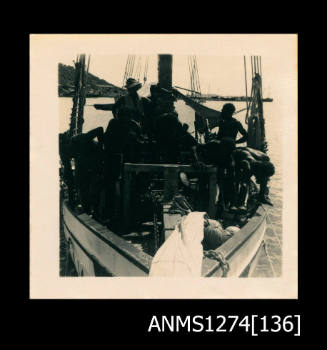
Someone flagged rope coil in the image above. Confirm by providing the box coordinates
[204,250,230,277]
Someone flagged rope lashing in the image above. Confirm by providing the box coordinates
[168,195,193,216]
[204,250,230,277]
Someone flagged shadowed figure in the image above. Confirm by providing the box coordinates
[154,113,199,164]
[216,103,248,144]
[197,138,236,212]
[232,147,275,209]
[70,127,104,216]
[101,107,143,227]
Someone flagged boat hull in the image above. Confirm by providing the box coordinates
[62,203,151,276]
[202,208,267,277]
[61,201,267,277]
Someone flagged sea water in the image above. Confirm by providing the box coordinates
[59,97,282,277]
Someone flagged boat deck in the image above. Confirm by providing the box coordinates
[60,161,271,277]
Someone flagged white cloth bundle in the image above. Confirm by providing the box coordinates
[149,212,205,277]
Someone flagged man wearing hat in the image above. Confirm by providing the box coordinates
[113,78,150,131]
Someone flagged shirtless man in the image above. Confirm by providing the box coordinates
[216,103,248,144]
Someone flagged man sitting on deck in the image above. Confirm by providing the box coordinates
[232,146,275,207]
[215,103,248,144]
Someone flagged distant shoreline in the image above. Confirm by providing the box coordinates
[185,96,273,102]
[58,93,118,98]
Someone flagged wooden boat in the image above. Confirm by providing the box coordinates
[61,162,267,277]
[60,54,269,278]
[61,197,266,277]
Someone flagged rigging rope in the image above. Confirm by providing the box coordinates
[193,57,198,94]
[130,55,135,78]
[122,55,137,87]
[188,56,194,96]
[188,55,201,99]
[122,55,130,87]
[135,56,142,81]
[128,56,135,80]
[244,56,249,124]
[192,56,197,95]
[194,56,201,95]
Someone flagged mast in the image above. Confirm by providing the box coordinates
[158,54,172,89]
[246,55,267,152]
[76,54,90,134]
[68,55,81,137]
[158,54,174,113]
[68,54,90,137]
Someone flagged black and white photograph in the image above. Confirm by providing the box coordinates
[30,34,297,298]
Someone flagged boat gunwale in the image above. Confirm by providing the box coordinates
[63,199,267,277]
[63,201,153,273]
[202,205,267,276]
[62,218,114,276]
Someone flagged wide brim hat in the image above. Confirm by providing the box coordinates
[125,78,142,89]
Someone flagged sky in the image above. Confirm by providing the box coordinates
[60,54,273,97]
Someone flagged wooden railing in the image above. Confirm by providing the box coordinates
[122,163,217,233]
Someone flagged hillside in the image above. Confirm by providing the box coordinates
[58,63,124,97]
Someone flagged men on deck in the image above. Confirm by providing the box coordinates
[216,103,248,144]
[232,146,275,208]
